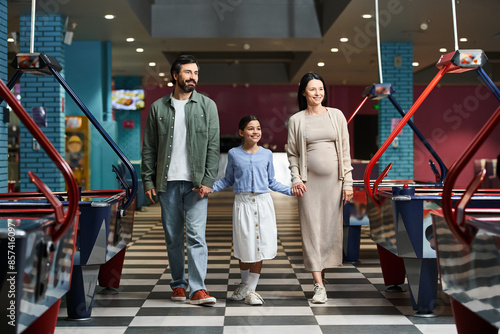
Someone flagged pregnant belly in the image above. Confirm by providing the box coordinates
[307,145,338,176]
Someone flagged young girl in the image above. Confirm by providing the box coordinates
[212,115,302,305]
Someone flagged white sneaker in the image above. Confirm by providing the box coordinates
[312,283,327,304]
[230,283,249,301]
[245,290,264,306]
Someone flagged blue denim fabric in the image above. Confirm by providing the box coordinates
[159,181,208,297]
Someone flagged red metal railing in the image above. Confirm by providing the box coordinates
[363,63,452,205]
[0,79,79,242]
[441,104,500,245]
[347,96,369,125]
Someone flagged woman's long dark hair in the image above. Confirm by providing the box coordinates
[297,72,328,111]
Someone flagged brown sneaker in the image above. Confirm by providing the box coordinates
[190,289,216,305]
[171,287,186,301]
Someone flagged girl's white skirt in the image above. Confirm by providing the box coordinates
[233,192,277,263]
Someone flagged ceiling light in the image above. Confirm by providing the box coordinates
[317,62,325,67]
[340,37,349,42]
[126,37,135,42]
[412,62,420,67]
[243,43,251,50]
[460,37,468,42]
[149,62,156,67]
[331,48,339,53]
[136,48,144,53]
[362,14,372,19]
[167,82,173,87]
[159,72,165,77]
[104,14,115,20]
[7,37,14,43]
[227,43,236,47]
[439,48,447,52]
[420,22,429,31]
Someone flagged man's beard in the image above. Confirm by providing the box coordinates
[179,79,196,93]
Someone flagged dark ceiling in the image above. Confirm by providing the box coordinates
[7,0,500,86]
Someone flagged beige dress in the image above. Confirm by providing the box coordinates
[299,112,343,271]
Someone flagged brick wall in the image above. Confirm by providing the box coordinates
[19,15,66,191]
[378,43,414,179]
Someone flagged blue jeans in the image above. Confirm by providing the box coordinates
[158,181,208,297]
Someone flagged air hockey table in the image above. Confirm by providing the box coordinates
[0,80,80,334]
[367,185,500,315]
[343,81,447,263]
[0,52,139,321]
[431,90,500,333]
[362,49,500,316]
[0,189,136,320]
[432,211,500,333]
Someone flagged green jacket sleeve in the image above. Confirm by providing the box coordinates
[141,105,158,192]
[201,100,220,188]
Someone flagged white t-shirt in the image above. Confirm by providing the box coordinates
[167,97,192,181]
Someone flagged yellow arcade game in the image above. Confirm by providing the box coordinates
[65,116,90,189]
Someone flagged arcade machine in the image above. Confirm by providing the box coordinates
[342,0,447,265]
[0,52,139,320]
[343,83,447,263]
[0,2,138,319]
[0,80,80,334]
[363,49,500,317]
[431,102,500,333]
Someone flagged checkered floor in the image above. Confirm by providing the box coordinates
[55,191,458,334]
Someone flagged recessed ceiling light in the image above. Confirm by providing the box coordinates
[227,43,236,47]
[317,62,325,67]
[439,48,447,52]
[167,82,173,87]
[149,62,156,67]
[104,14,115,20]
[7,38,14,43]
[460,37,467,42]
[340,37,349,42]
[136,48,144,53]
[126,37,135,42]
[159,72,165,77]
[243,43,251,50]
[412,62,420,67]
[331,48,339,53]
[362,14,372,19]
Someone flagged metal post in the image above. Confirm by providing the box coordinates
[30,0,36,53]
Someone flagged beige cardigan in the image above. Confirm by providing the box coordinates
[286,107,353,190]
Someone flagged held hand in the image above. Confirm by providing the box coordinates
[200,185,212,197]
[192,185,212,198]
[293,188,305,197]
[292,182,307,197]
[145,188,157,204]
[343,190,353,205]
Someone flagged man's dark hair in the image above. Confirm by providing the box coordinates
[170,55,200,85]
